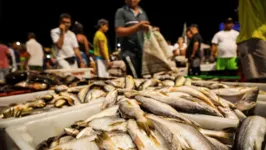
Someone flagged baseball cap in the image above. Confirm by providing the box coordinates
[95,19,108,28]
[224,17,234,23]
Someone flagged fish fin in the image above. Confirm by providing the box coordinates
[134,136,145,148]
[109,121,124,127]
[149,134,161,146]
[137,119,154,136]
[94,132,110,147]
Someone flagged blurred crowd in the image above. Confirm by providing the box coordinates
[0,0,266,83]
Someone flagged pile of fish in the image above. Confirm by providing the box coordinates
[35,74,266,150]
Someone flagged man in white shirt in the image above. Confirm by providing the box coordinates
[25,32,44,71]
[51,13,86,69]
[211,18,239,71]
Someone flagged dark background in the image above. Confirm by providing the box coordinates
[0,0,238,49]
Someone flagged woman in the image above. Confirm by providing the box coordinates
[173,37,187,56]
[72,22,91,66]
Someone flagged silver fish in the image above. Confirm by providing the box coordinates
[85,105,119,123]
[234,116,266,150]
[134,95,197,126]
[235,87,258,111]
[89,116,127,132]
[101,90,118,110]
[146,114,215,150]
[86,89,107,102]
[119,99,154,135]
[127,119,168,150]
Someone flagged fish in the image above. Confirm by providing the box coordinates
[119,99,154,135]
[184,78,192,86]
[161,80,175,87]
[78,86,90,103]
[101,90,118,110]
[146,114,216,150]
[138,79,161,90]
[60,92,82,105]
[233,109,246,120]
[127,119,168,150]
[58,136,74,145]
[235,87,258,111]
[104,84,116,92]
[134,79,146,88]
[206,136,230,150]
[86,89,107,102]
[174,76,186,87]
[51,135,99,150]
[106,77,125,88]
[137,90,222,117]
[198,128,234,144]
[89,116,127,132]
[134,95,198,126]
[233,116,266,150]
[76,127,99,139]
[85,105,119,123]
[218,106,239,120]
[54,85,69,94]
[108,131,137,150]
[125,75,135,90]
[95,132,123,150]
[169,86,216,108]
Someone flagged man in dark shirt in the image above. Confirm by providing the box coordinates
[186,24,203,76]
[115,0,150,78]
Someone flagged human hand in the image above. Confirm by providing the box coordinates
[107,61,113,68]
[80,62,87,68]
[59,24,66,32]
[153,27,160,32]
[138,21,150,31]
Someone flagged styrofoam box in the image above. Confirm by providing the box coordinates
[6,102,239,150]
[0,89,103,150]
[222,82,266,92]
[45,68,96,79]
[200,63,216,72]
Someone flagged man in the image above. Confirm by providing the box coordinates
[211,18,239,75]
[187,24,203,75]
[0,42,11,82]
[115,0,150,78]
[237,0,266,82]
[25,32,44,71]
[51,13,86,69]
[93,19,110,78]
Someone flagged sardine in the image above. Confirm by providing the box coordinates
[101,90,118,110]
[119,99,154,135]
[169,86,216,108]
[127,119,168,150]
[134,95,197,126]
[125,75,135,90]
[175,76,186,87]
[146,114,215,150]
[85,105,119,123]
[233,116,266,150]
[89,116,127,132]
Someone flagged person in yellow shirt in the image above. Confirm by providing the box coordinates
[93,19,111,78]
[237,0,266,81]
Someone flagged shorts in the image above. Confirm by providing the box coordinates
[57,59,78,69]
[216,57,238,70]
[95,57,109,78]
[238,38,266,80]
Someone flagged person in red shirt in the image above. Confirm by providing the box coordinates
[0,42,12,82]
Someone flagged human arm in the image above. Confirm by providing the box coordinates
[72,34,86,68]
[211,33,219,57]
[51,25,65,49]
[115,9,149,37]
[181,44,187,56]
[83,35,91,57]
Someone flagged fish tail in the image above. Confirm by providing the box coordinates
[137,119,154,135]
[149,134,161,146]
[134,136,145,148]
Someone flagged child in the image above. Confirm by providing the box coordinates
[93,19,111,78]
